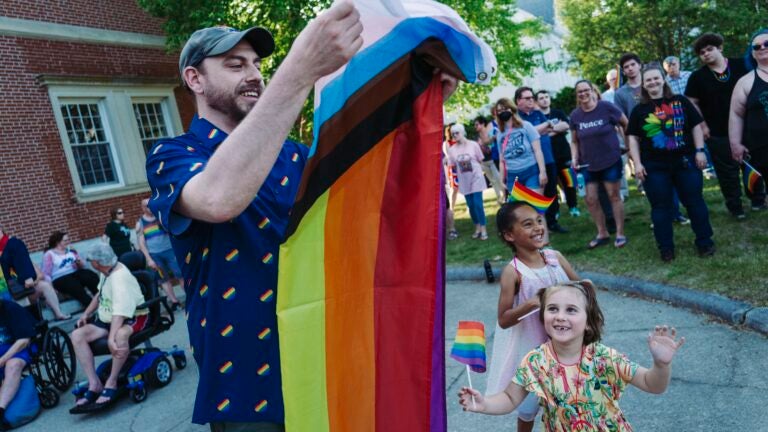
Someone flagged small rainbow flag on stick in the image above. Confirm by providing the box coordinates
[560,167,576,188]
[743,161,763,195]
[450,321,486,372]
[509,179,555,213]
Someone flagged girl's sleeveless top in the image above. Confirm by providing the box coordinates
[486,249,569,395]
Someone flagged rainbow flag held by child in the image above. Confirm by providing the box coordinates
[743,161,763,195]
[508,179,555,213]
[560,167,575,188]
[450,321,486,373]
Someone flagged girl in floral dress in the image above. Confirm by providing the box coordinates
[460,280,685,431]
[486,202,579,432]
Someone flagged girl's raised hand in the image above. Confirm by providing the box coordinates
[457,386,485,412]
[647,325,685,365]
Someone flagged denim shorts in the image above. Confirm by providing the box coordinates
[582,158,623,184]
[507,164,540,190]
[150,248,182,283]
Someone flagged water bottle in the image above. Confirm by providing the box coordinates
[576,172,586,197]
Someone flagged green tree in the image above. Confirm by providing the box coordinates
[138,0,546,140]
[558,0,768,87]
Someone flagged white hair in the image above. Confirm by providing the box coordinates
[87,242,118,267]
[450,123,466,136]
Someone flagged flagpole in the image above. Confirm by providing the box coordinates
[465,364,476,410]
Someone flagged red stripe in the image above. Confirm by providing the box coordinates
[374,77,443,431]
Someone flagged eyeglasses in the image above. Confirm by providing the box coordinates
[752,41,768,51]
[519,96,534,101]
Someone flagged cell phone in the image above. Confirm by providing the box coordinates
[550,118,559,125]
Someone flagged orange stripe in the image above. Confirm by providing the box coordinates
[324,131,395,432]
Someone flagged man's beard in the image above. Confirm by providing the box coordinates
[205,84,258,123]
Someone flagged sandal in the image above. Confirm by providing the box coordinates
[69,390,100,414]
[471,232,481,239]
[479,233,489,241]
[92,387,119,409]
[614,236,628,248]
[448,230,459,240]
[587,237,610,250]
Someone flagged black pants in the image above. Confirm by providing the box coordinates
[707,135,744,213]
[544,163,560,227]
[555,158,578,209]
[52,269,99,307]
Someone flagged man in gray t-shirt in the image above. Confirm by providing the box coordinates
[613,53,643,118]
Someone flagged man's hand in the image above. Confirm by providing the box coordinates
[437,70,458,102]
[24,278,35,289]
[146,257,157,270]
[731,143,748,163]
[76,315,88,329]
[287,1,364,85]
[108,337,129,359]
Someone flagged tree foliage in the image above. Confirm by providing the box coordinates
[558,0,768,87]
[138,0,546,140]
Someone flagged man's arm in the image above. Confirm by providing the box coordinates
[728,76,751,162]
[175,2,364,222]
[686,96,710,140]
[135,222,155,269]
[0,338,30,368]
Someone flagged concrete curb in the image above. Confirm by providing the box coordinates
[447,265,768,336]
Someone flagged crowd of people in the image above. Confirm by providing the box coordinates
[444,29,768,262]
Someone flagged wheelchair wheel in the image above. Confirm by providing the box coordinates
[130,386,147,403]
[42,327,76,391]
[147,357,173,388]
[173,355,186,370]
[39,387,59,409]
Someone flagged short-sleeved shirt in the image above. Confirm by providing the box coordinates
[666,71,692,95]
[96,264,147,323]
[544,108,571,162]
[104,221,133,257]
[146,114,308,425]
[496,121,540,174]
[614,84,642,117]
[513,342,639,432]
[445,140,486,195]
[570,101,624,171]
[685,58,748,137]
[519,109,554,164]
[628,95,703,164]
[0,299,36,345]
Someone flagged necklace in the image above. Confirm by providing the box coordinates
[710,59,730,82]
[551,343,586,415]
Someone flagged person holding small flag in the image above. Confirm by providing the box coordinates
[729,28,768,211]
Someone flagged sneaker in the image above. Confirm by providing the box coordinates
[448,230,459,240]
[569,207,581,217]
[660,250,675,262]
[674,215,690,225]
[751,203,768,211]
[697,244,716,257]
[548,223,569,234]
[732,210,747,220]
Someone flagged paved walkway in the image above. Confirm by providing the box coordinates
[23,280,768,431]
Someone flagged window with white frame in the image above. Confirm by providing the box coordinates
[44,79,183,202]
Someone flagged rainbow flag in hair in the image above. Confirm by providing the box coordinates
[450,321,487,373]
[509,179,555,213]
[560,167,576,188]
[743,161,763,195]
[277,1,495,431]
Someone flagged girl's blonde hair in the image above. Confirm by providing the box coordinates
[537,280,605,345]
[494,97,524,131]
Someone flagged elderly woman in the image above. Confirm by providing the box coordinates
[445,123,489,240]
[730,28,768,210]
[569,80,629,249]
[69,243,147,412]
[629,65,714,262]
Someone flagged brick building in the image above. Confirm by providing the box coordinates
[0,0,193,253]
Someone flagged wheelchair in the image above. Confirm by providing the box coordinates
[24,295,77,409]
[70,251,186,412]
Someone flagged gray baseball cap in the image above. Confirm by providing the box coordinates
[179,26,275,77]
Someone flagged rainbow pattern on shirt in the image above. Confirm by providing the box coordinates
[190,162,203,172]
[155,161,164,175]
[208,129,218,139]
[258,328,271,340]
[222,287,236,300]
[280,176,289,186]
[200,318,206,327]
[509,180,555,213]
[186,146,195,152]
[219,361,233,374]
[257,363,270,376]
[225,249,239,262]
[292,153,299,162]
[220,324,234,337]
[217,398,230,412]
[260,289,274,302]
[254,400,268,413]
[185,252,191,264]
[261,253,273,264]
[152,144,163,154]
[258,217,270,229]
[202,248,209,261]
[199,284,208,297]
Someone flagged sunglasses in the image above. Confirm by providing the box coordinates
[117,211,124,214]
[753,41,768,51]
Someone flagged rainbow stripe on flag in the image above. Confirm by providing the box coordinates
[560,167,575,188]
[509,179,555,213]
[450,321,486,373]
[743,161,763,195]
[277,2,495,431]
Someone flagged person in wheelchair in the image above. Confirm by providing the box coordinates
[70,243,147,410]
[0,298,36,430]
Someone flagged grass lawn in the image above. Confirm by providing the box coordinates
[446,178,768,306]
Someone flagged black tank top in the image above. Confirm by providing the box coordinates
[745,70,768,151]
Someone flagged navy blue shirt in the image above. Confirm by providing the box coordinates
[519,109,555,164]
[146,115,308,424]
[0,300,36,345]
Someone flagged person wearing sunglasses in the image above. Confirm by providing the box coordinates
[445,123,489,240]
[102,208,134,258]
[729,28,768,211]
[685,33,750,218]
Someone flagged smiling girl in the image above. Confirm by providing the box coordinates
[460,280,685,431]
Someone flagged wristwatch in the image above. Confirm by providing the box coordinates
[695,148,706,153]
